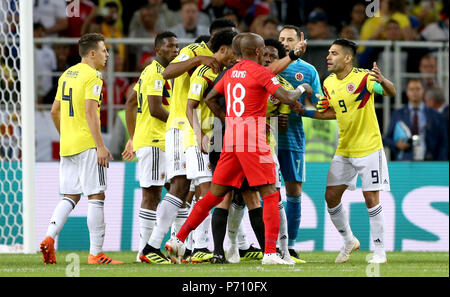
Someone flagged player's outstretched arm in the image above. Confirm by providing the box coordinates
[148,95,169,122]
[273,83,313,109]
[50,99,61,134]
[86,99,113,167]
[268,32,307,74]
[162,56,220,80]
[125,88,137,139]
[205,88,226,124]
[371,62,396,98]
[122,89,137,161]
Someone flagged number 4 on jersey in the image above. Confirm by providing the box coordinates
[62,81,74,117]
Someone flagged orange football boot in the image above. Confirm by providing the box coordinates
[88,253,123,264]
[40,236,57,264]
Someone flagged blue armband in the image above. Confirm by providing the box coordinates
[303,109,316,118]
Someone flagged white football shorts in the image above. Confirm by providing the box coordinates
[326,149,390,192]
[185,145,212,186]
[165,128,187,181]
[136,146,166,187]
[59,148,107,196]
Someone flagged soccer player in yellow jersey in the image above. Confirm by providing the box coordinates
[40,33,123,265]
[141,19,237,263]
[301,39,396,264]
[121,32,179,264]
[184,29,237,262]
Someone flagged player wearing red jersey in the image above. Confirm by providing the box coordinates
[165,33,312,265]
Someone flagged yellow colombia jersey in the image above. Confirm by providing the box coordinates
[166,41,214,131]
[323,68,383,158]
[266,74,292,153]
[55,63,103,157]
[185,64,217,150]
[133,60,171,152]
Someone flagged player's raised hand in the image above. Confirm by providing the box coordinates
[316,94,329,113]
[294,32,307,56]
[370,62,386,84]
[121,139,135,161]
[97,145,113,168]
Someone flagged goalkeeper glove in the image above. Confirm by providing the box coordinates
[316,95,329,113]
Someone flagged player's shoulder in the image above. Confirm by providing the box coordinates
[352,67,371,75]
[277,74,294,90]
[323,73,337,85]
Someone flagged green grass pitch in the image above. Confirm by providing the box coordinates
[0,251,448,277]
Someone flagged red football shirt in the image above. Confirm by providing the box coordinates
[213,59,282,153]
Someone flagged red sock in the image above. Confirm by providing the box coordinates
[177,191,223,242]
[262,191,280,254]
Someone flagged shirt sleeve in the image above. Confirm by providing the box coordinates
[85,73,103,102]
[171,46,196,64]
[255,65,282,95]
[146,69,165,97]
[188,71,209,102]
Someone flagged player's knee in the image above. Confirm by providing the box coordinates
[324,189,340,208]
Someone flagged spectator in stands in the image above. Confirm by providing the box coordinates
[33,0,68,37]
[128,4,159,70]
[419,53,439,89]
[33,23,57,104]
[100,1,126,66]
[410,0,444,29]
[222,6,243,31]
[100,47,132,132]
[359,0,414,47]
[261,16,279,39]
[203,0,228,21]
[128,0,180,35]
[169,0,210,39]
[65,0,97,38]
[384,79,448,161]
[421,2,449,41]
[338,22,357,40]
[425,86,449,133]
[348,2,366,40]
[300,9,337,81]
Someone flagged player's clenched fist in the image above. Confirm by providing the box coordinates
[316,94,329,113]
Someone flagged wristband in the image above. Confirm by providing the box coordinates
[289,50,299,61]
[296,85,305,94]
[303,109,315,118]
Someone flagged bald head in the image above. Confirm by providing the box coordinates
[240,33,265,62]
[232,33,246,58]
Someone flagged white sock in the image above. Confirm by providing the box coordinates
[227,202,245,245]
[328,202,354,244]
[171,205,190,239]
[87,199,105,256]
[236,221,250,250]
[192,196,211,250]
[368,204,385,254]
[278,201,289,254]
[138,208,156,255]
[148,193,182,249]
[45,197,76,239]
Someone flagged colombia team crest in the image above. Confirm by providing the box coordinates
[347,83,356,93]
[295,72,304,82]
